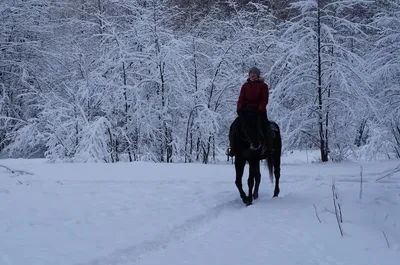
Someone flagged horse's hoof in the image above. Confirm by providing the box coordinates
[242,196,253,206]
[253,193,259,200]
[273,194,279,198]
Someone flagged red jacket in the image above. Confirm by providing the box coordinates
[237,78,269,112]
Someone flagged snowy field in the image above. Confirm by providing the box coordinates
[1,151,399,265]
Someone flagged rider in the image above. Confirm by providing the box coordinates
[227,66,274,157]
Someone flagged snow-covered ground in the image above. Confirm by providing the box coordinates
[1,152,399,265]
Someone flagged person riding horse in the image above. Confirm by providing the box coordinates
[226,66,274,157]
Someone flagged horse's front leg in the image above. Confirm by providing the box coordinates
[235,156,248,204]
[247,160,259,205]
[247,174,255,206]
[253,161,261,200]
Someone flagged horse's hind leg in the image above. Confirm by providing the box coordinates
[235,156,248,204]
[273,154,281,197]
[253,161,261,200]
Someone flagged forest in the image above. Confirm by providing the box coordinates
[1,0,399,163]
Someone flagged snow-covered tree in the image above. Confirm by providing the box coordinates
[364,1,400,159]
[269,0,371,161]
[1,0,398,164]
[0,0,53,156]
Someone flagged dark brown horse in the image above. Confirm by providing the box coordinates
[229,111,282,206]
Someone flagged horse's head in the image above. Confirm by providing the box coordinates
[239,110,262,151]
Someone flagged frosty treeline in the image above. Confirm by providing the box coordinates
[1,0,399,163]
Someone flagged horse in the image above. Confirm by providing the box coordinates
[229,111,282,206]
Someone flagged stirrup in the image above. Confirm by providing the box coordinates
[226,148,235,157]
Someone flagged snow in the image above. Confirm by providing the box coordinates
[1,153,399,265]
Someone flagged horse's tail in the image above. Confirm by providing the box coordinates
[266,158,274,184]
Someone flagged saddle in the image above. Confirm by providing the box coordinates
[231,117,276,141]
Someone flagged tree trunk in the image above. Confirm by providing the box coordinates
[317,0,328,162]
[184,109,194,163]
[107,127,115,163]
[189,131,193,162]
[196,137,200,161]
[122,61,133,162]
